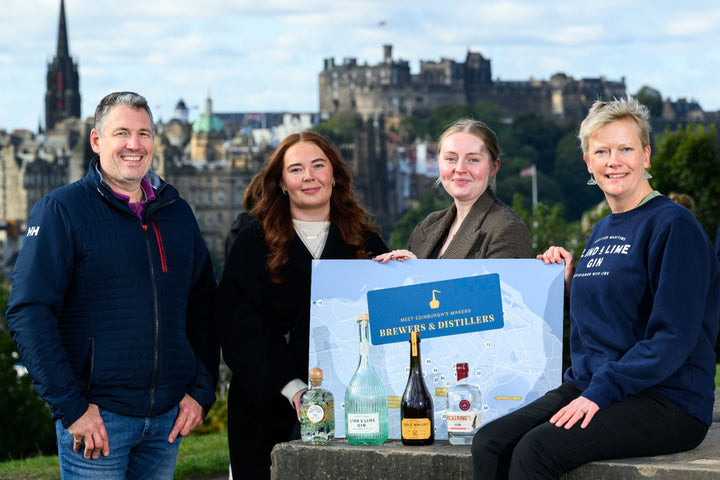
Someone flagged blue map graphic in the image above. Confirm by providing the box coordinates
[308,259,564,440]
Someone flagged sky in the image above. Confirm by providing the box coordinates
[1,0,719,132]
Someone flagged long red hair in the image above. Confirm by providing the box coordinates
[253,131,380,283]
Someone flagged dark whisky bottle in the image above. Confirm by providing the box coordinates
[400,330,434,445]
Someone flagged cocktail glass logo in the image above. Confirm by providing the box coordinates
[429,289,441,309]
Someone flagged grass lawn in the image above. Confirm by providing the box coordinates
[0,432,229,480]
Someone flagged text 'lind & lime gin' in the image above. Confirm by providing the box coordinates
[344,314,389,445]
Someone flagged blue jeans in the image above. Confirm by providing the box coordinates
[56,405,181,480]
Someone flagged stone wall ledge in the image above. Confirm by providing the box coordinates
[270,388,720,479]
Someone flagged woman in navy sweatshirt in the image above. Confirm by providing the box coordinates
[471,96,720,479]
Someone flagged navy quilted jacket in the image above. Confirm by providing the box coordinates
[7,157,218,428]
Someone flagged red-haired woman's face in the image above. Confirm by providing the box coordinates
[279,141,335,220]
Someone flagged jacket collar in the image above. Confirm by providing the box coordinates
[87,156,174,212]
[417,189,499,259]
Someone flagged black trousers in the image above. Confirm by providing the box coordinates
[471,382,708,480]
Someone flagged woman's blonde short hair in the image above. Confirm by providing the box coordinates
[578,97,651,155]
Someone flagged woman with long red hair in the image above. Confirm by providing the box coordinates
[217,131,388,479]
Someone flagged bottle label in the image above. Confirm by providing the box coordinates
[307,405,325,423]
[347,413,380,434]
[446,411,480,432]
[401,418,432,439]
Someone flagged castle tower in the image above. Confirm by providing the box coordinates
[45,0,81,131]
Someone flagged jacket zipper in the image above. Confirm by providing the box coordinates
[142,222,161,416]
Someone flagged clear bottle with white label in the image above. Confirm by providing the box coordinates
[300,367,335,445]
[344,314,389,445]
[445,362,482,445]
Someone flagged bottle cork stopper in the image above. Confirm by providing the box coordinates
[309,367,324,380]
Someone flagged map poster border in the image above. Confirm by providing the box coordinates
[308,258,565,440]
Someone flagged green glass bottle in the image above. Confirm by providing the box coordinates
[344,314,389,445]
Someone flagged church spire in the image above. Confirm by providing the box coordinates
[45,0,81,131]
[56,0,69,59]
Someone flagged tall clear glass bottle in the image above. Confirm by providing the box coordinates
[300,367,335,445]
[446,362,482,445]
[344,314,389,445]
[401,330,434,445]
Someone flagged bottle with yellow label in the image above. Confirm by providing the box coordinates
[400,330,434,445]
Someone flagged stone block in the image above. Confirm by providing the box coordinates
[271,388,720,479]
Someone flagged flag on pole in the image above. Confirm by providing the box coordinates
[520,164,538,209]
[520,165,536,177]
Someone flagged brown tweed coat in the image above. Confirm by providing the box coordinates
[408,189,533,259]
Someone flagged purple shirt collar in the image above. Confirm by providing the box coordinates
[113,178,156,220]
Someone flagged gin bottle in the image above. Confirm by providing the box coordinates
[446,362,482,445]
[344,314,389,445]
[401,330,434,445]
[300,367,335,445]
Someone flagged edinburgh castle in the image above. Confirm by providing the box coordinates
[2,2,718,276]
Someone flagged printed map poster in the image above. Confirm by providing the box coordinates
[308,259,564,440]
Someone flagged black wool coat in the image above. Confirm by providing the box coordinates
[217,219,387,479]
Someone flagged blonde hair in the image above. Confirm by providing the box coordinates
[578,97,650,155]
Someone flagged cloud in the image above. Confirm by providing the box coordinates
[2,0,719,131]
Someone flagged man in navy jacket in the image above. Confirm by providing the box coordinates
[6,92,218,479]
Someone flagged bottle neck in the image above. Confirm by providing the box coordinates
[409,333,422,373]
[309,379,322,388]
[358,318,371,362]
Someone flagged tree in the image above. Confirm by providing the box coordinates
[509,113,569,174]
[650,124,720,239]
[313,111,360,145]
[0,278,56,460]
[635,85,663,118]
[396,100,505,144]
[388,189,451,249]
[552,132,606,221]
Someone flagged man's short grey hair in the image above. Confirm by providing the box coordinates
[93,91,155,136]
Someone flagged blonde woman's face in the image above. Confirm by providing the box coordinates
[584,118,651,213]
[438,132,498,204]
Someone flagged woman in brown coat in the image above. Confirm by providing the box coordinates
[376,118,532,262]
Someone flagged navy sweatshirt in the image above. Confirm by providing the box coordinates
[565,195,720,425]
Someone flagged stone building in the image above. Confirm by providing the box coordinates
[45,0,80,132]
[350,116,395,233]
[159,93,274,271]
[319,44,626,124]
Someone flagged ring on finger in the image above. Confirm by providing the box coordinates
[74,438,83,444]
[577,408,586,414]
